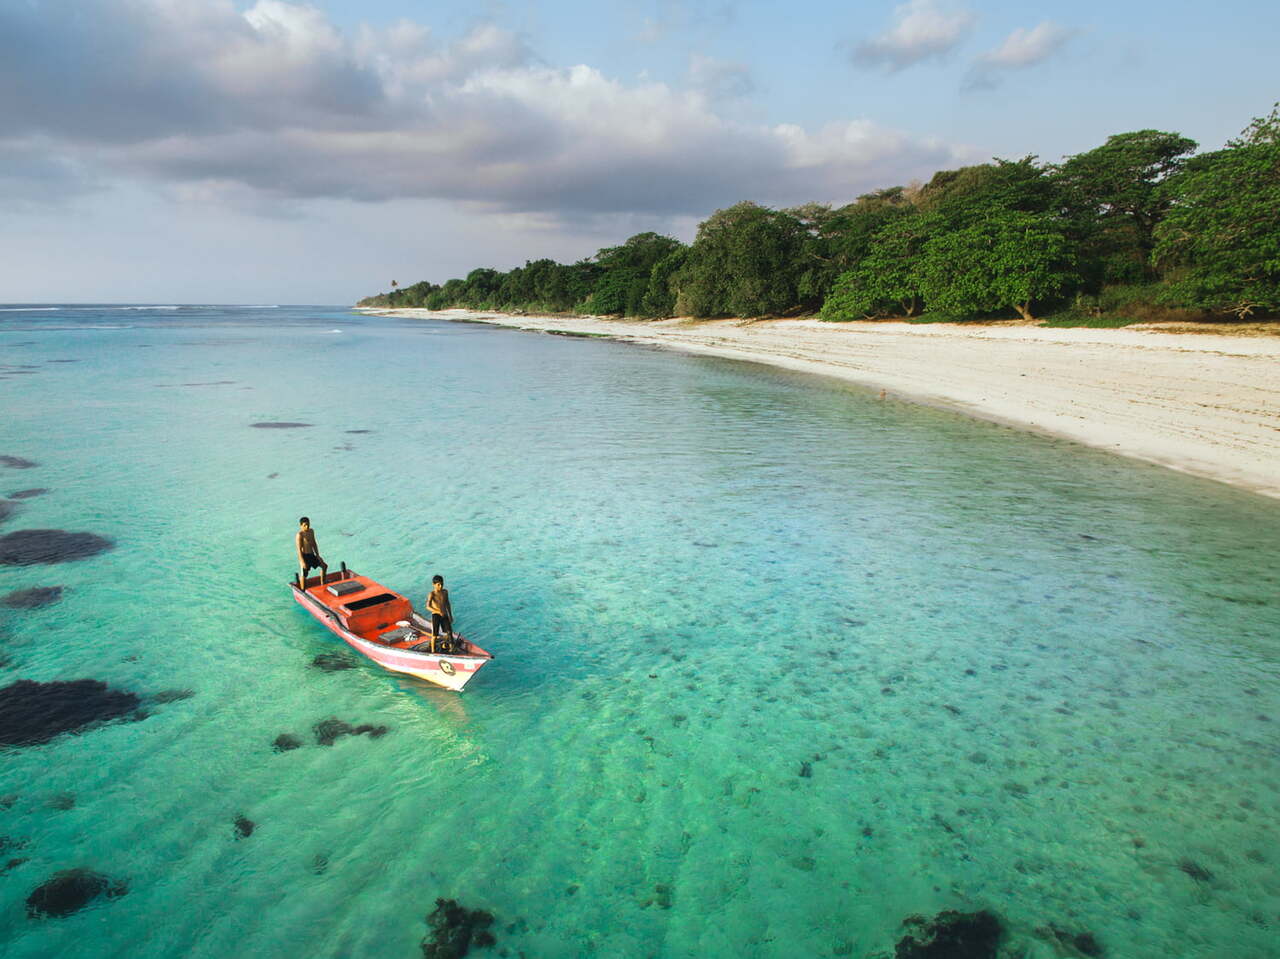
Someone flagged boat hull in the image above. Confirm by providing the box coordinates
[293,584,490,692]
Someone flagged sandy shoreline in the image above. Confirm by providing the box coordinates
[363,308,1280,500]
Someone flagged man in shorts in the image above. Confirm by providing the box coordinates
[427,575,454,648]
[296,516,328,587]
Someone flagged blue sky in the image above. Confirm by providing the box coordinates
[0,0,1275,303]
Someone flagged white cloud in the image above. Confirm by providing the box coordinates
[688,53,755,100]
[0,0,975,218]
[967,21,1073,88]
[854,0,976,71]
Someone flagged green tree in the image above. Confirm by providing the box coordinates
[1053,130,1197,278]
[918,210,1078,321]
[640,247,688,317]
[584,233,684,315]
[673,203,805,317]
[1154,106,1280,317]
[820,213,936,320]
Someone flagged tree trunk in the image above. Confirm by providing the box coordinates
[1014,302,1035,322]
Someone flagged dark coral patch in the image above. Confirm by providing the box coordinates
[150,689,194,704]
[26,868,128,918]
[3,586,64,609]
[311,653,356,672]
[313,718,388,746]
[250,422,312,429]
[0,529,114,566]
[422,898,497,958]
[273,733,303,752]
[0,456,37,469]
[8,489,49,499]
[0,500,17,523]
[1178,858,1213,882]
[895,909,1003,959]
[0,679,142,747]
[234,815,255,839]
[345,429,374,434]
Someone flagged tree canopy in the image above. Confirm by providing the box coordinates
[359,105,1278,324]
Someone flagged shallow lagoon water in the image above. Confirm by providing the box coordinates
[1,305,1278,957]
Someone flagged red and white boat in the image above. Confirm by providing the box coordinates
[291,566,493,692]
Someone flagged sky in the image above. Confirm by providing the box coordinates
[0,0,1275,304]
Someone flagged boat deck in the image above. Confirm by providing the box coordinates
[297,570,481,656]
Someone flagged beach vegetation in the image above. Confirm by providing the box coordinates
[357,105,1279,326]
[1154,105,1280,318]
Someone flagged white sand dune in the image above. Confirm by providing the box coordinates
[366,309,1280,500]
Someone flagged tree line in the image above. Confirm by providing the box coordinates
[358,105,1279,323]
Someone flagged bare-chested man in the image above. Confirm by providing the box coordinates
[296,516,328,587]
[427,575,454,645]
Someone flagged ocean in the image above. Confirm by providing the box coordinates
[1,305,1277,957]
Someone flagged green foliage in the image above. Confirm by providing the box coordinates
[918,210,1079,321]
[672,202,806,317]
[1054,130,1197,282]
[1154,106,1280,317]
[820,213,935,320]
[357,108,1274,328]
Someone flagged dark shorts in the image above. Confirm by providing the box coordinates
[432,613,452,636]
[301,552,325,570]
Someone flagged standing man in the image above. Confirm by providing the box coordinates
[427,575,454,648]
[296,516,328,587]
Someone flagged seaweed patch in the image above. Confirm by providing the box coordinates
[894,909,1003,959]
[311,653,357,672]
[2,586,64,609]
[0,530,114,566]
[7,489,49,499]
[0,679,143,747]
[313,718,388,746]
[421,898,496,958]
[0,456,38,469]
[26,868,128,918]
[250,422,312,429]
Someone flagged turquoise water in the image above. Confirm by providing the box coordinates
[1,305,1278,958]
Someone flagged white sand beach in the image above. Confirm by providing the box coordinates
[366,309,1280,500]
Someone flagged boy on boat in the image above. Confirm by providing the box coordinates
[296,516,328,586]
[427,575,454,646]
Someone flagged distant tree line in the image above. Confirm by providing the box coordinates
[359,105,1280,323]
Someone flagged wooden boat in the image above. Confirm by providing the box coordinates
[291,565,493,692]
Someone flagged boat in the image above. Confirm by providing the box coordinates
[291,565,493,692]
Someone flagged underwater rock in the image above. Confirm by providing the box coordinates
[314,718,352,745]
[1178,858,1213,882]
[894,909,1003,959]
[8,489,49,499]
[2,586,64,609]
[273,733,303,752]
[345,429,373,434]
[25,868,128,918]
[311,653,356,672]
[799,761,813,778]
[422,898,497,958]
[48,792,76,811]
[313,718,386,746]
[150,689,195,704]
[1037,924,1104,957]
[0,529,114,566]
[0,456,37,469]
[250,422,312,429]
[1,857,27,876]
[310,853,329,874]
[0,501,16,523]
[0,679,142,747]
[234,815,255,839]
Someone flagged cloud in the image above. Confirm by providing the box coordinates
[0,0,974,218]
[967,21,1073,88]
[854,0,976,72]
[688,54,755,100]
